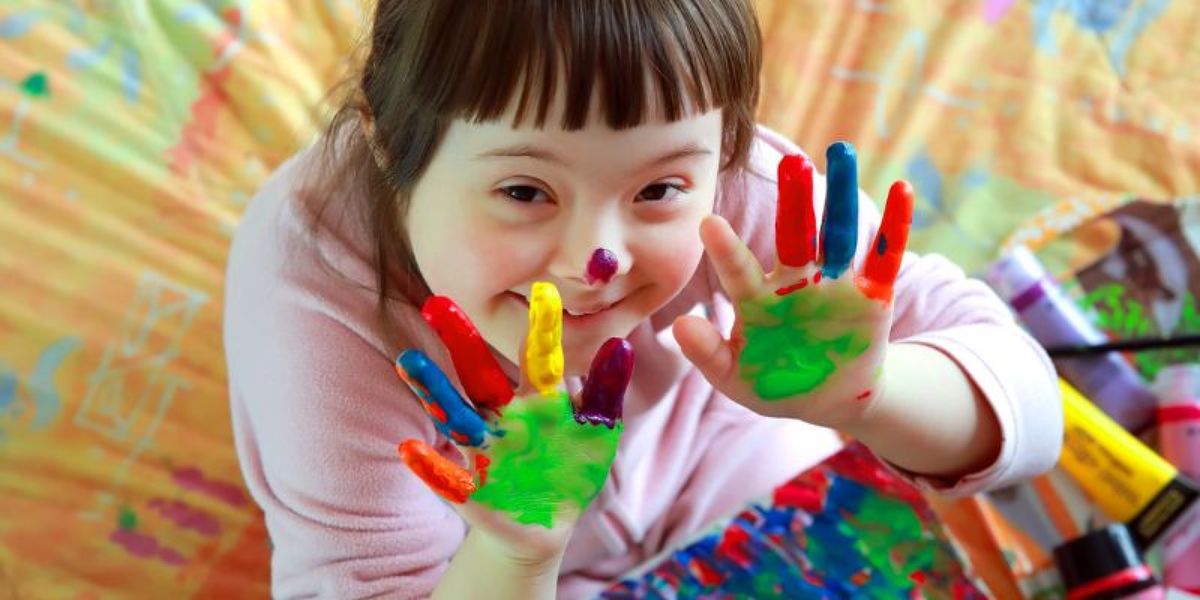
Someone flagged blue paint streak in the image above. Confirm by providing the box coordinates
[0,10,44,38]
[67,36,115,71]
[27,337,81,430]
[175,4,214,24]
[1106,0,1169,77]
[821,142,859,279]
[121,47,141,103]
[906,151,945,229]
[396,350,488,447]
[0,366,17,413]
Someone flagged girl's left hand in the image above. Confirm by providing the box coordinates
[673,142,914,430]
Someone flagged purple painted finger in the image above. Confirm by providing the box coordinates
[576,338,634,428]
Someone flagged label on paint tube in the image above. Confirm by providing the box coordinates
[1058,380,1199,548]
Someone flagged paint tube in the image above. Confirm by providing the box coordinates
[984,246,1156,432]
[1053,524,1165,600]
[1152,365,1200,594]
[1058,380,1199,549]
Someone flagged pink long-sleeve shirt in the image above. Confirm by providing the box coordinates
[223,125,1062,599]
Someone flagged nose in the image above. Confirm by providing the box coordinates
[547,210,632,288]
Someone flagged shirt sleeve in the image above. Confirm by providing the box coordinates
[715,125,1062,497]
[224,156,464,599]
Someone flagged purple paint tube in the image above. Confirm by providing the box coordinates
[1152,365,1200,595]
[984,246,1156,432]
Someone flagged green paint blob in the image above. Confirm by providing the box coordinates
[471,391,621,528]
[118,506,138,530]
[738,287,873,400]
[20,72,50,99]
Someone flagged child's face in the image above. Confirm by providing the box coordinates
[405,98,723,375]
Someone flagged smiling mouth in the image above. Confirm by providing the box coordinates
[506,292,621,322]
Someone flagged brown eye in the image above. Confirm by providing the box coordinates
[502,185,549,203]
[637,183,685,202]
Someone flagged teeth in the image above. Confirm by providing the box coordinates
[565,305,607,317]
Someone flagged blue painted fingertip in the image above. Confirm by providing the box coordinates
[395,350,488,447]
[822,141,859,279]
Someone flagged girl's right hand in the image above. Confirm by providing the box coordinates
[394,282,633,563]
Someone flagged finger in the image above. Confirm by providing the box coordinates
[524,281,564,396]
[395,350,489,447]
[857,180,914,302]
[820,141,860,279]
[775,154,818,268]
[672,314,738,387]
[700,214,765,301]
[421,295,514,414]
[576,338,634,428]
[398,439,476,503]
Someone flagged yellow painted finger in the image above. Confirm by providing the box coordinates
[524,282,563,395]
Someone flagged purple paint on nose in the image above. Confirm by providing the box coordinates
[586,248,618,285]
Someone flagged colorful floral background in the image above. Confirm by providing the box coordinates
[1,0,1197,597]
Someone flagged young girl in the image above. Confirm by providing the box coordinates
[223,1,1062,598]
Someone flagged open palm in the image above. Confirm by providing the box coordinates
[394,282,633,558]
[674,142,914,429]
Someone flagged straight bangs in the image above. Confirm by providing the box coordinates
[396,0,760,163]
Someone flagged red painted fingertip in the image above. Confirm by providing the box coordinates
[858,180,914,302]
[776,154,818,268]
[421,296,514,413]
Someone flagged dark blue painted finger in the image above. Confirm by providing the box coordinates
[820,141,860,279]
[395,349,488,447]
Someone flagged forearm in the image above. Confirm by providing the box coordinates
[433,529,564,600]
[844,342,1002,479]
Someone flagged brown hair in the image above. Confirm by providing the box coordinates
[303,0,762,340]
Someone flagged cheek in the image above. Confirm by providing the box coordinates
[632,220,705,291]
[411,212,529,299]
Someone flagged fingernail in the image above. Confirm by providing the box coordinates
[525,282,563,395]
[396,349,489,447]
[577,338,634,428]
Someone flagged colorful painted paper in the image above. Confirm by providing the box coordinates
[598,442,986,599]
[2,0,1198,595]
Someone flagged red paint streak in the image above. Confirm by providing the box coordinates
[147,498,221,536]
[856,390,872,401]
[171,466,246,507]
[166,68,232,176]
[689,558,724,587]
[717,527,753,568]
[850,569,871,586]
[774,278,808,296]
[773,481,825,513]
[474,454,491,486]
[398,440,475,503]
[110,529,188,567]
[418,398,448,424]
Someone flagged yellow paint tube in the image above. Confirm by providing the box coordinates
[1058,379,1199,548]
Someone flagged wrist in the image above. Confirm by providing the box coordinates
[468,527,568,576]
[839,344,895,441]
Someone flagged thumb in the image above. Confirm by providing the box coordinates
[672,315,738,388]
